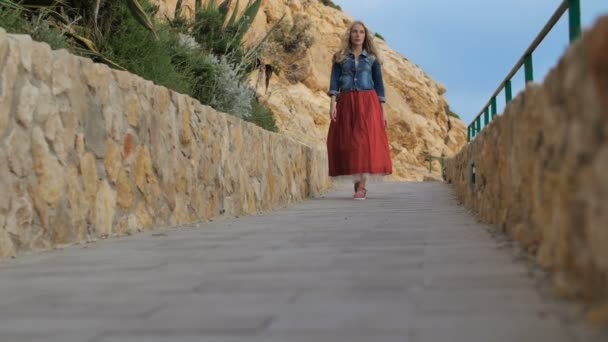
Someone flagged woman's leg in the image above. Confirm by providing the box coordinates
[353,174,367,200]
[353,174,366,191]
[359,175,367,191]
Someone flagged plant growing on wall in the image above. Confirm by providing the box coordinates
[257,13,315,88]
[320,0,341,11]
[168,0,282,125]
[0,0,160,69]
[0,0,280,131]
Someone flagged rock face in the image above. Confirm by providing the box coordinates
[445,17,608,324]
[153,0,467,180]
[0,29,331,260]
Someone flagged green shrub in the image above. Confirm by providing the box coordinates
[260,13,315,85]
[170,40,252,120]
[190,0,262,67]
[98,0,192,95]
[0,5,69,50]
[1,0,160,60]
[374,32,385,41]
[262,14,315,61]
[273,13,314,54]
[1,0,279,131]
[285,61,310,84]
[203,54,255,119]
[446,105,461,119]
[320,0,341,11]
[191,3,231,54]
[246,97,278,132]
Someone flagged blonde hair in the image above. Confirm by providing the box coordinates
[333,20,382,64]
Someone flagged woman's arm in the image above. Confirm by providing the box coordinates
[372,60,388,127]
[328,62,341,122]
[371,59,386,103]
[328,62,341,97]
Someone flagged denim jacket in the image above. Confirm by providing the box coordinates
[327,50,386,103]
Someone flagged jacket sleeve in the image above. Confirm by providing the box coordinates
[372,59,386,103]
[328,62,341,97]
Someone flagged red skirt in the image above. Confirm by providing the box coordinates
[327,90,393,177]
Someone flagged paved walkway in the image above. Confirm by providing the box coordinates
[0,182,606,342]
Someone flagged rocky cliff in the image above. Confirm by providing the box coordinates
[154,0,468,180]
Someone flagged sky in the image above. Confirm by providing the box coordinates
[333,0,608,126]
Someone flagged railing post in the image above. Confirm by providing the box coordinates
[568,0,581,42]
[467,126,471,142]
[491,97,497,119]
[473,117,477,135]
[476,116,481,135]
[473,119,477,136]
[483,107,489,126]
[524,54,534,83]
[505,79,513,103]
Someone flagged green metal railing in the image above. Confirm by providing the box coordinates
[467,0,582,142]
[422,153,445,174]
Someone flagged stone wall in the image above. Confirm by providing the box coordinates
[445,17,608,323]
[0,28,331,260]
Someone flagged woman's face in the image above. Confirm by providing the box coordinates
[350,23,366,47]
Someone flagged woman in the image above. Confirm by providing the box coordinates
[327,20,393,200]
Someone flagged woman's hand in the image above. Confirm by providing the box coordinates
[330,100,337,122]
[382,104,388,128]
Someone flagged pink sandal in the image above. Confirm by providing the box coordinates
[354,190,366,200]
[353,182,367,200]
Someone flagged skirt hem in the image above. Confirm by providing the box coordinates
[330,173,392,183]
